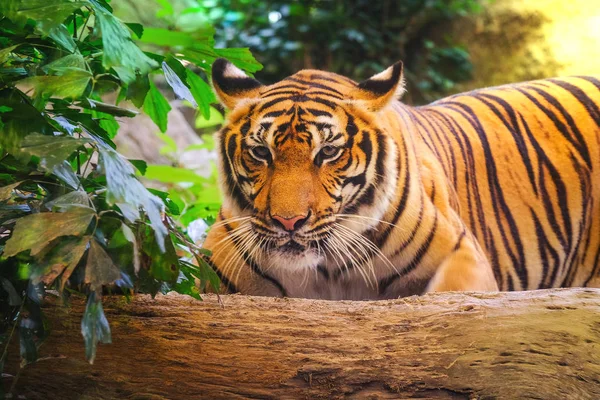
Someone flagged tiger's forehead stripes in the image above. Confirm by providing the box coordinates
[259,70,357,99]
[253,104,342,149]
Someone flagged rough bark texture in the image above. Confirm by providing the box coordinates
[4,288,600,399]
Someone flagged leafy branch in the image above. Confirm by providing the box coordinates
[0,0,260,379]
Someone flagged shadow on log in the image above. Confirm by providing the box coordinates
[4,288,600,399]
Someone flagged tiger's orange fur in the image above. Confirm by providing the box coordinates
[201,58,600,299]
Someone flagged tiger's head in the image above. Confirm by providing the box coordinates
[211,59,405,272]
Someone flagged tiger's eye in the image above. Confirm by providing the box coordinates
[320,145,339,158]
[251,146,271,160]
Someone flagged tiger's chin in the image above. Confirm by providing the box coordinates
[264,242,324,273]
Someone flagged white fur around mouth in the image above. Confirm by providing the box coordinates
[264,246,324,273]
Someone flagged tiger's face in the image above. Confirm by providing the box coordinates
[212,59,404,272]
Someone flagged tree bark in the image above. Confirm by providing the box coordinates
[4,288,600,399]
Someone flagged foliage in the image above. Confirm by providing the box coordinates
[0,0,260,382]
[207,0,487,104]
[147,124,222,227]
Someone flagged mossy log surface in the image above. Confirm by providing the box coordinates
[4,288,600,399]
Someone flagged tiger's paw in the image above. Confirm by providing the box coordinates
[425,250,499,293]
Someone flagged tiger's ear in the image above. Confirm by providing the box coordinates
[353,61,405,112]
[211,58,263,109]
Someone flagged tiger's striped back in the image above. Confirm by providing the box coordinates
[416,77,600,290]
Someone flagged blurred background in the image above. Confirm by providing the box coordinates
[109,0,600,230]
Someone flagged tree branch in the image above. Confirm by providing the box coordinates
[4,288,600,399]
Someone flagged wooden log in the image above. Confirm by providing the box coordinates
[4,288,600,399]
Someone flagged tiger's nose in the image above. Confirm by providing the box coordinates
[271,213,309,232]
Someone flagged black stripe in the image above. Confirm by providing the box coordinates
[307,108,333,117]
[262,84,307,95]
[475,93,538,196]
[358,62,402,96]
[212,58,262,94]
[309,72,356,85]
[223,222,288,297]
[519,85,592,169]
[518,113,570,255]
[584,244,600,286]
[222,130,251,211]
[487,228,503,288]
[548,78,600,133]
[317,265,330,281]
[201,254,239,293]
[389,193,426,258]
[374,132,386,185]
[428,108,491,262]
[378,212,438,295]
[263,110,285,118]
[375,134,410,248]
[561,154,591,287]
[309,73,352,84]
[530,208,559,289]
[419,108,457,184]
[445,101,528,289]
[286,77,344,96]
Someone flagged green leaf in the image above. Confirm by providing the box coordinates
[129,159,147,175]
[0,181,22,201]
[144,165,206,184]
[25,67,92,99]
[80,98,138,117]
[172,275,201,300]
[98,114,119,138]
[85,239,121,291]
[154,0,174,18]
[214,48,263,73]
[181,43,219,70]
[155,131,177,154]
[197,257,221,293]
[90,1,158,83]
[0,45,19,65]
[126,73,150,108]
[43,54,86,73]
[194,106,223,129]
[162,60,196,107]
[120,223,140,274]
[81,95,122,139]
[147,188,180,216]
[181,259,219,293]
[125,22,143,39]
[81,291,111,364]
[143,80,171,133]
[144,232,179,282]
[175,8,213,33]
[164,55,188,77]
[1,277,22,306]
[180,202,220,225]
[20,133,92,169]
[115,202,139,223]
[45,190,91,211]
[0,88,54,152]
[98,146,167,251]
[91,0,112,12]
[32,236,90,286]
[138,28,198,48]
[52,161,80,189]
[48,24,77,53]
[185,69,215,119]
[3,207,95,257]
[15,0,87,35]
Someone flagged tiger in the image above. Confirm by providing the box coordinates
[200,57,600,300]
